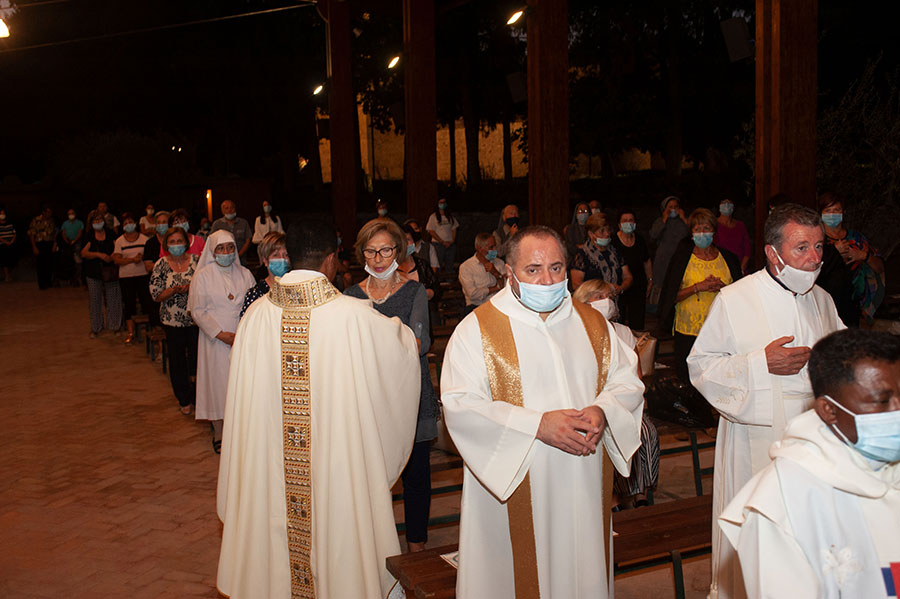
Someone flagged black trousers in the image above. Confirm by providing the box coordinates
[164,325,198,407]
[36,241,54,289]
[673,331,697,385]
[401,440,432,544]
[120,275,153,322]
[619,284,647,331]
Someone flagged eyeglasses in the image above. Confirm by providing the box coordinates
[363,246,397,259]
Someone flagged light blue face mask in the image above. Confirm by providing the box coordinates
[268,258,290,277]
[168,244,187,257]
[824,395,900,463]
[669,209,679,218]
[576,213,589,225]
[176,221,190,232]
[513,272,568,313]
[157,224,169,235]
[123,223,137,233]
[594,237,611,247]
[693,232,714,249]
[407,243,416,257]
[821,213,843,228]
[215,252,236,267]
[620,222,636,234]
[486,249,498,261]
[719,202,734,216]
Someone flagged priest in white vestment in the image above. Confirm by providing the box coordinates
[442,226,644,599]
[188,230,256,451]
[217,220,421,599]
[719,328,900,599]
[687,204,845,599]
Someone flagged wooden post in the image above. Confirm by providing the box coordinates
[322,0,358,241]
[526,0,569,233]
[754,0,818,261]
[403,0,438,225]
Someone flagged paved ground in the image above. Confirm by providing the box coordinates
[0,277,713,598]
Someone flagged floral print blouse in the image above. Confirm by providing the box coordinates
[149,255,198,327]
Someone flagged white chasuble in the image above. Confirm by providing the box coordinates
[687,269,844,599]
[441,287,644,599]
[719,410,900,599]
[217,270,421,599]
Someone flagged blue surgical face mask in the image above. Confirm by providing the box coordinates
[92,222,104,231]
[513,272,568,313]
[822,213,843,228]
[378,208,388,217]
[620,222,636,234]
[407,243,416,256]
[336,236,342,246]
[824,395,900,463]
[215,252,236,267]
[719,202,734,216]
[594,237,611,247]
[123,223,137,233]
[176,221,190,232]
[693,232,714,249]
[438,202,447,211]
[669,209,679,218]
[224,212,237,221]
[263,205,272,214]
[486,249,498,261]
[576,213,589,225]
[157,224,169,235]
[168,244,187,257]
[268,258,290,277]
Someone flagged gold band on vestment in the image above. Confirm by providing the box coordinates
[475,301,541,599]
[571,300,615,573]
[475,300,615,597]
[275,276,339,599]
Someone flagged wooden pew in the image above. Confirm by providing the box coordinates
[386,494,712,599]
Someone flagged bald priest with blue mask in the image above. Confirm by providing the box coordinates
[720,328,900,599]
[441,225,645,598]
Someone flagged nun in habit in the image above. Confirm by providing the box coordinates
[188,229,255,452]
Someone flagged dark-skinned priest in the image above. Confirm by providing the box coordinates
[441,226,645,598]
[216,220,420,599]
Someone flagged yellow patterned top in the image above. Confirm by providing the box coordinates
[673,252,733,336]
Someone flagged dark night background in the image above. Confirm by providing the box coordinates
[1,0,899,242]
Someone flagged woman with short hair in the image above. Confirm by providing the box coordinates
[570,212,634,297]
[658,208,742,383]
[240,231,289,318]
[149,227,200,414]
[344,219,439,553]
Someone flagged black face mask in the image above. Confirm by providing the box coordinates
[505,217,520,227]
[409,229,422,243]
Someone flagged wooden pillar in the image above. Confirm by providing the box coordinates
[526,0,569,233]
[322,0,358,241]
[755,0,818,259]
[403,0,438,225]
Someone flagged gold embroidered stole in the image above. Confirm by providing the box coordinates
[270,275,339,599]
[474,300,613,598]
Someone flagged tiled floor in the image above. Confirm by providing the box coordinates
[0,279,714,598]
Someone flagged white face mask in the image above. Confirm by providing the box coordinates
[590,298,618,321]
[365,260,399,280]
[771,247,821,295]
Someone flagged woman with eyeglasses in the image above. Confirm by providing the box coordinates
[344,219,439,553]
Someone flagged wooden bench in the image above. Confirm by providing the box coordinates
[386,495,712,599]
[148,330,168,374]
[132,314,150,342]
